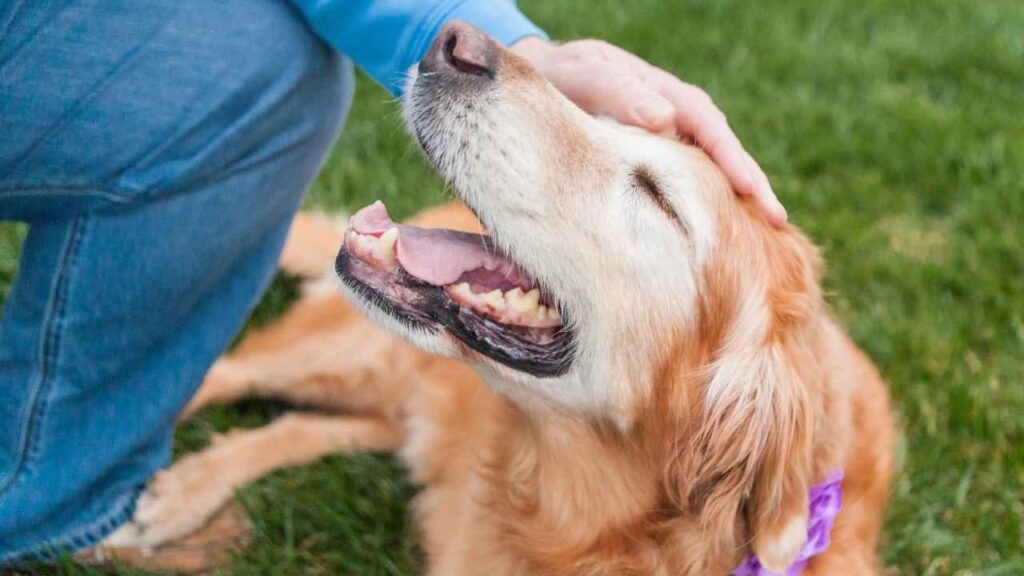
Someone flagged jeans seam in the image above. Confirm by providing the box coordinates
[0,186,134,204]
[0,215,90,496]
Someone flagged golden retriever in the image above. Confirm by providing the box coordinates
[102,21,895,575]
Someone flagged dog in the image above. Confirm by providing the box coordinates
[103,21,895,575]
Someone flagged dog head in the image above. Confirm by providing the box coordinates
[338,21,827,570]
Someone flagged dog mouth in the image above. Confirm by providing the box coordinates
[335,202,572,377]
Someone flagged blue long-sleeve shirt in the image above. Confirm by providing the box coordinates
[287,0,546,96]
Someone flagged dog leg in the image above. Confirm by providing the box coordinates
[180,358,261,419]
[182,320,412,419]
[105,413,402,549]
[181,287,416,419]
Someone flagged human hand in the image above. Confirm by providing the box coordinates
[511,37,786,226]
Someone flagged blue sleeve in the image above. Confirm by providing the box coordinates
[288,0,547,96]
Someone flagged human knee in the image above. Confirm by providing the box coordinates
[121,0,353,199]
[210,0,352,145]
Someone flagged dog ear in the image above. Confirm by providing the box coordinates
[667,230,822,571]
[672,340,814,570]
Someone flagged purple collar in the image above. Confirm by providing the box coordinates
[733,470,844,576]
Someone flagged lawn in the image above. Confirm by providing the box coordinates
[4,0,1022,574]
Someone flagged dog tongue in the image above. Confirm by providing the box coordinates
[351,202,530,288]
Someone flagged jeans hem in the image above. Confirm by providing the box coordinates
[0,483,143,566]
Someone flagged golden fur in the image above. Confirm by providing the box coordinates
[115,197,895,575]
[108,25,896,574]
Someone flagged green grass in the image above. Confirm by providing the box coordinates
[4,0,1023,573]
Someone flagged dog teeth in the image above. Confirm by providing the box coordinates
[445,283,561,329]
[506,288,541,313]
[346,229,400,270]
[347,229,562,329]
[523,288,540,309]
[377,227,398,262]
[505,287,526,311]
[482,289,505,310]
[449,282,473,301]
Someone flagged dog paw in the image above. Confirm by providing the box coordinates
[93,501,250,572]
[104,452,238,548]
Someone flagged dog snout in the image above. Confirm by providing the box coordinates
[419,20,497,79]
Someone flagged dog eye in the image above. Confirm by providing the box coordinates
[631,166,680,223]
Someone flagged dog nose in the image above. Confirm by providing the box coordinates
[419,20,497,78]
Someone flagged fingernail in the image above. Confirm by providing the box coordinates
[765,189,787,225]
[634,97,673,125]
[741,155,757,194]
[774,200,788,225]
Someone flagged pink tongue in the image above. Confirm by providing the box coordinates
[350,202,531,288]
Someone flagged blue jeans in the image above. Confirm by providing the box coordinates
[0,0,353,562]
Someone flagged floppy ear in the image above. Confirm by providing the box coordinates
[686,340,815,571]
[668,230,822,571]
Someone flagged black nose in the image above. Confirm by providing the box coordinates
[419,20,497,78]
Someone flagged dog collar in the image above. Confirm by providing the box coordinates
[733,470,844,576]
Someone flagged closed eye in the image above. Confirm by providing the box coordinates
[631,166,687,234]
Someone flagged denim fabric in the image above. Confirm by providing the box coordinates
[0,0,352,562]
